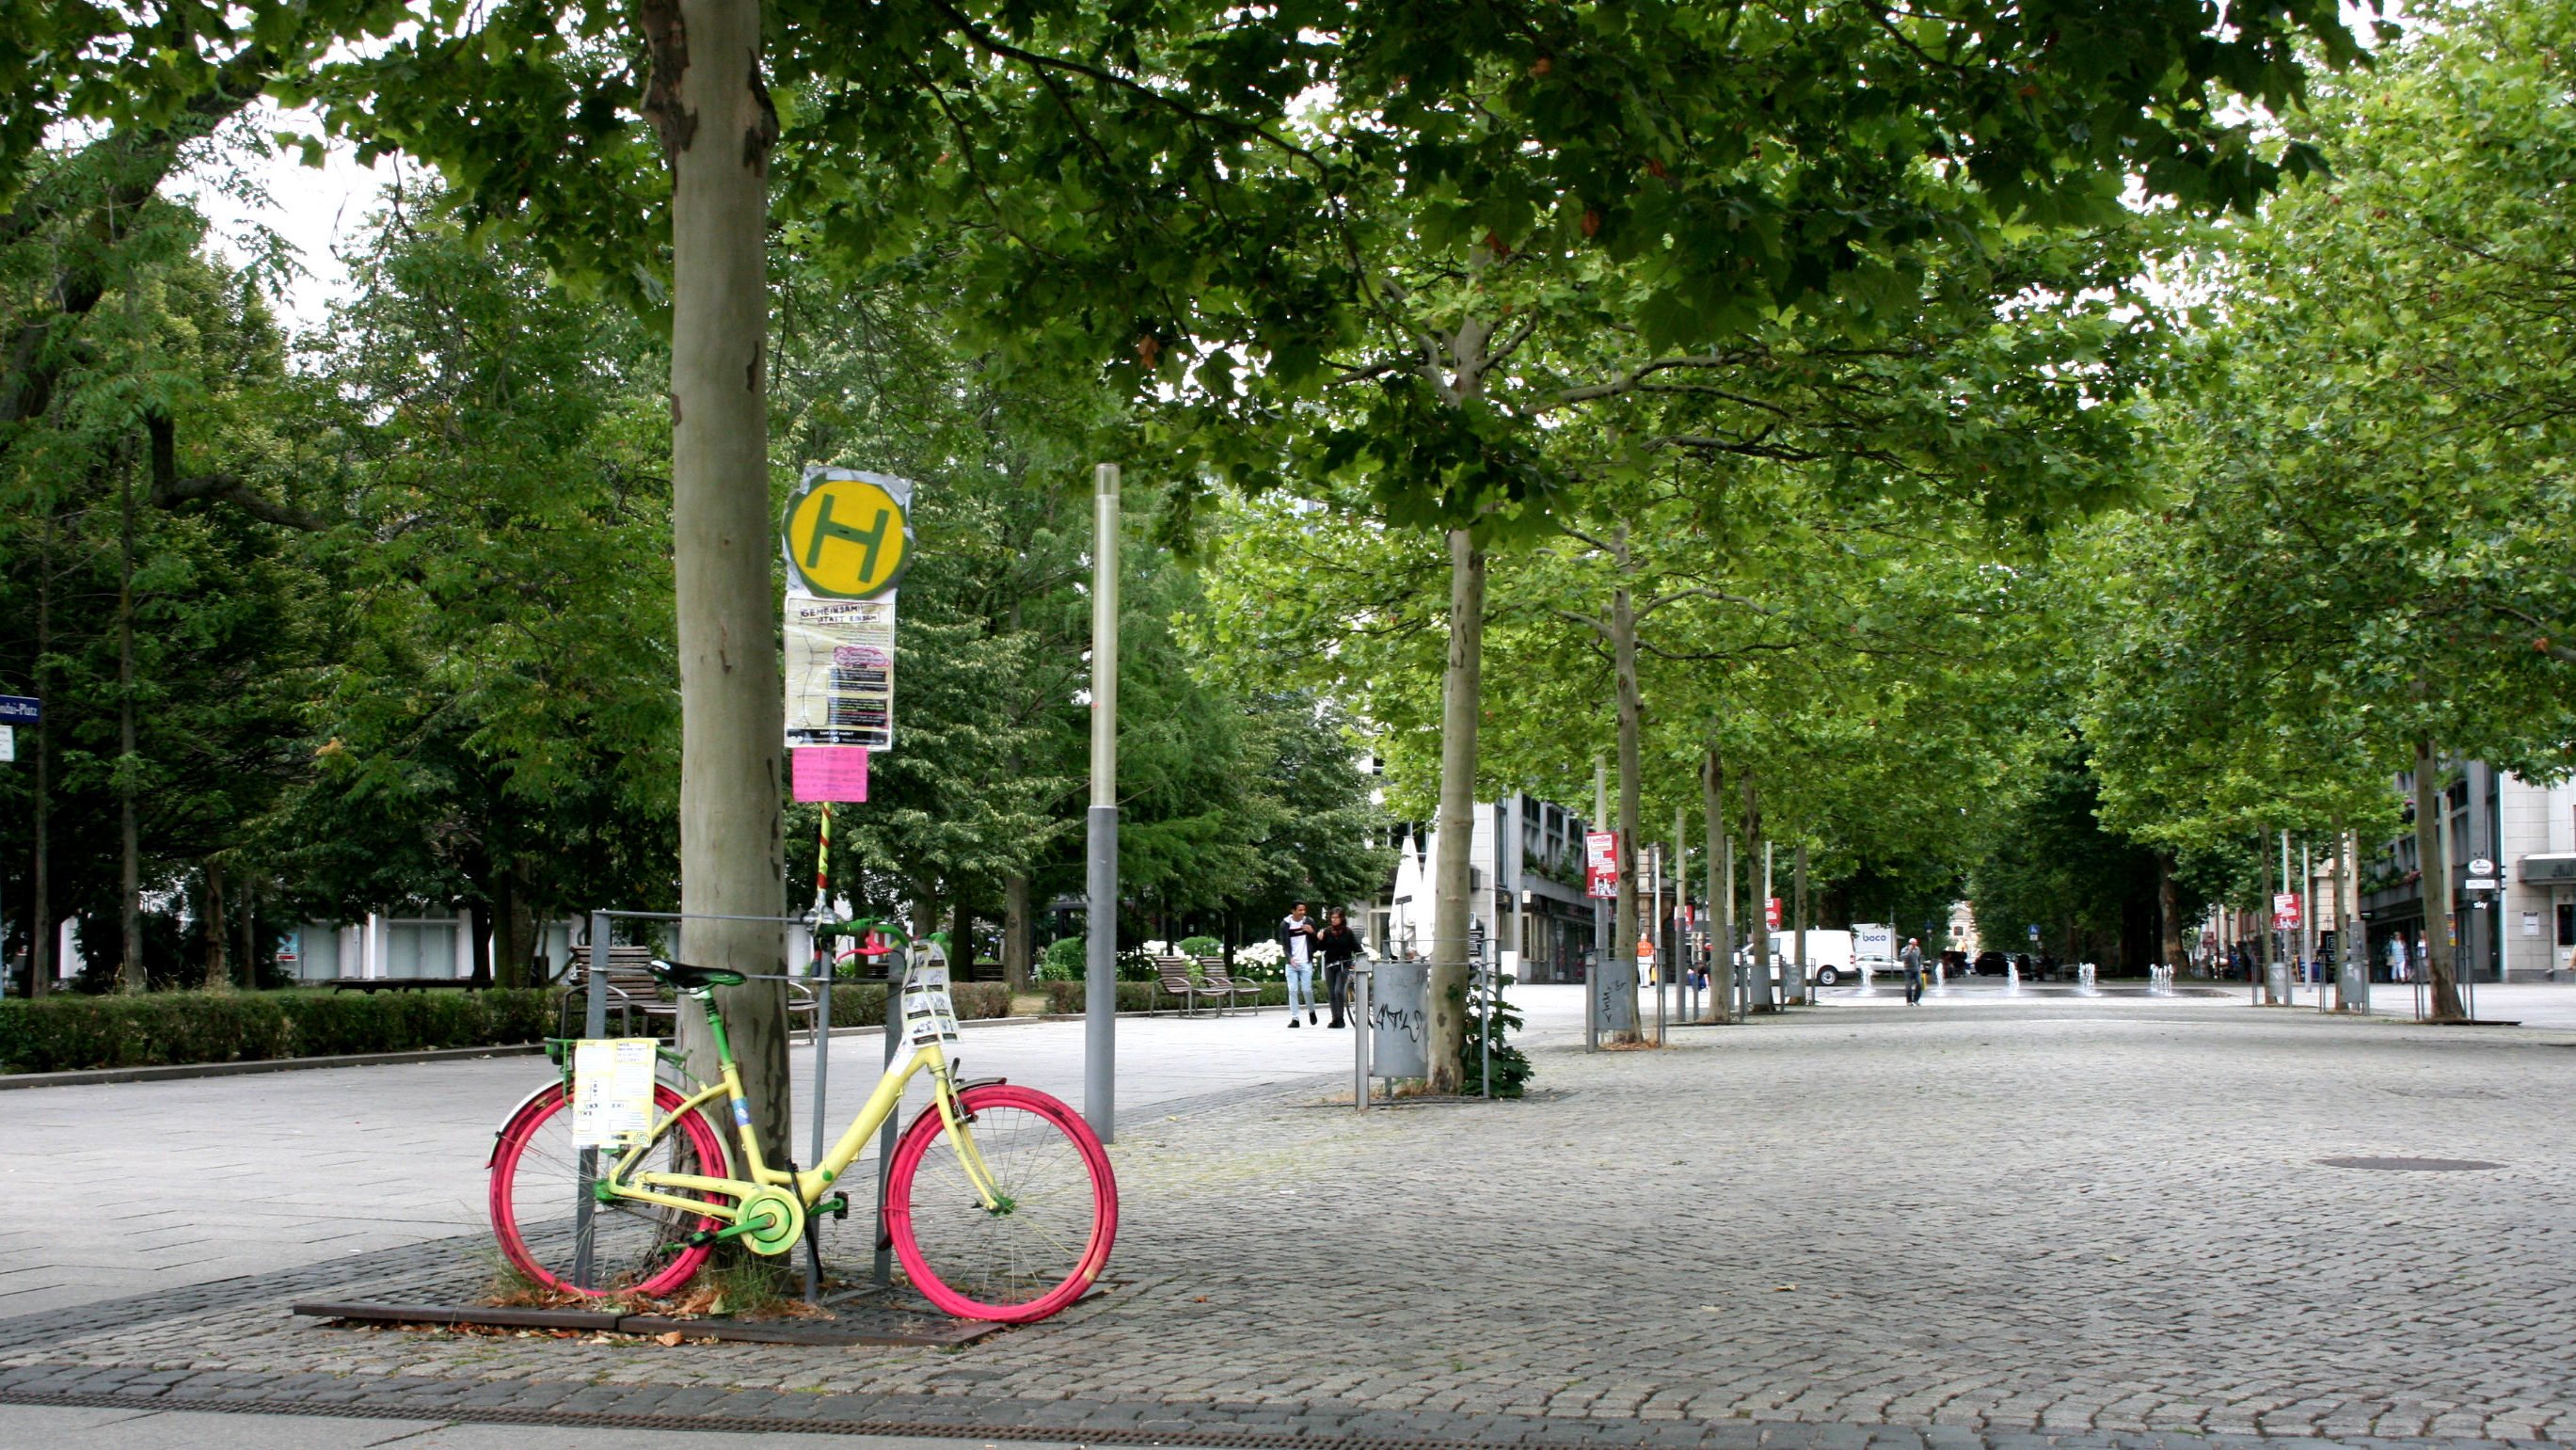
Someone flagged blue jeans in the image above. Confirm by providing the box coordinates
[1285,962,1313,1016]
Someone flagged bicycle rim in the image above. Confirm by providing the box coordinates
[887,1084,1117,1322]
[489,1082,725,1299]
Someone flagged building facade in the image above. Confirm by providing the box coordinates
[2361,761,2576,983]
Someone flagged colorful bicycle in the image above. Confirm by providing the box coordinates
[487,951,1115,1323]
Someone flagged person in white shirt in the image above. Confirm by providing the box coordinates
[1279,903,1320,1028]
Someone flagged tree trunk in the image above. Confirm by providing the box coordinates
[2413,737,2465,1020]
[201,863,230,991]
[1792,842,1808,1004]
[468,895,494,988]
[1606,530,1646,1042]
[119,457,143,995]
[236,874,258,989]
[498,863,534,989]
[1741,770,1767,1010]
[30,506,50,997]
[1703,749,1730,1023]
[1427,529,1484,1089]
[2257,823,2277,1002]
[1003,871,1031,992]
[654,0,791,1171]
[950,897,973,971]
[2157,852,2182,973]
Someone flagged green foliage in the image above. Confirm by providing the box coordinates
[267,197,681,962]
[1176,935,1220,957]
[819,982,1010,1029]
[0,988,561,1074]
[1036,937,1085,981]
[1455,980,1533,1099]
[2075,0,2576,855]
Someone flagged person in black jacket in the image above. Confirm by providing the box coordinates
[1279,903,1321,1027]
[1317,907,1363,1028]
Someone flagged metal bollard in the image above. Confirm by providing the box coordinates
[1352,962,1373,1111]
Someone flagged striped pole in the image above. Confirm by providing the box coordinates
[814,803,833,912]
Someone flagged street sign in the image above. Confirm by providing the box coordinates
[2464,876,2500,892]
[1583,831,1618,899]
[782,470,913,599]
[1765,897,1783,930]
[2026,923,2040,942]
[2273,892,2302,931]
[0,695,37,724]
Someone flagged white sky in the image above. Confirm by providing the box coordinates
[176,104,389,336]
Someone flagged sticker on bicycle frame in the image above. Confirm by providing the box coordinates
[571,1038,658,1148]
[902,964,961,1046]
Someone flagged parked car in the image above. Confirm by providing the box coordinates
[1973,950,2007,976]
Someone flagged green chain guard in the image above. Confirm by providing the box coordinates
[736,1187,805,1256]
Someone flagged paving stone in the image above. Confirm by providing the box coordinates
[4,995,2574,1448]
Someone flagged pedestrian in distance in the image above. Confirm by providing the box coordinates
[1317,907,1362,1028]
[1901,937,1927,1005]
[1279,902,1321,1028]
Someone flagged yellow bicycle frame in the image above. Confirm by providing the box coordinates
[595,985,1007,1230]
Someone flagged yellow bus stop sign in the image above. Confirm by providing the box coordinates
[783,474,911,598]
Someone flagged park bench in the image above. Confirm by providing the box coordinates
[1152,957,1211,1016]
[1197,956,1262,1014]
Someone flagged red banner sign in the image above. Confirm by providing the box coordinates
[1584,831,1618,899]
[2273,891,2302,931]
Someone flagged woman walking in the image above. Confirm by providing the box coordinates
[1317,907,1362,1028]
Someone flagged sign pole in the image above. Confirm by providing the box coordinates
[573,908,610,1290]
[1085,464,1121,1144]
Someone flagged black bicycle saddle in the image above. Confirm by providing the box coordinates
[649,958,747,989]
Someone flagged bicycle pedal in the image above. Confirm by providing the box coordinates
[826,1193,851,1220]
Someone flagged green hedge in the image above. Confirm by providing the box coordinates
[1042,980,1292,1014]
[823,980,1012,1028]
[0,988,563,1074]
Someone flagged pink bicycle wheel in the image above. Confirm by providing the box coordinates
[885,1084,1117,1322]
[488,1081,726,1299]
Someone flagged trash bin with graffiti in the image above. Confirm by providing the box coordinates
[1367,954,1429,1082]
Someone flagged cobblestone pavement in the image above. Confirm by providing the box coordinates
[5,995,2574,1448]
[0,994,1502,1316]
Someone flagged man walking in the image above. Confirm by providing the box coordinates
[1901,937,1926,1006]
[1280,902,1320,1028]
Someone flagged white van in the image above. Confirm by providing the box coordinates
[1730,930,1859,985]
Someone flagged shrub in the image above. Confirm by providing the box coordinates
[1036,937,1085,980]
[821,981,1010,1029]
[0,988,563,1075]
[1177,935,1221,958]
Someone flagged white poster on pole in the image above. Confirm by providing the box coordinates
[785,596,897,750]
[571,1038,658,1148]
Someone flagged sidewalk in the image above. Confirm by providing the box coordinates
[6,996,2575,1447]
[0,994,1582,1319]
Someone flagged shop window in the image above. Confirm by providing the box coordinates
[2558,903,2574,949]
